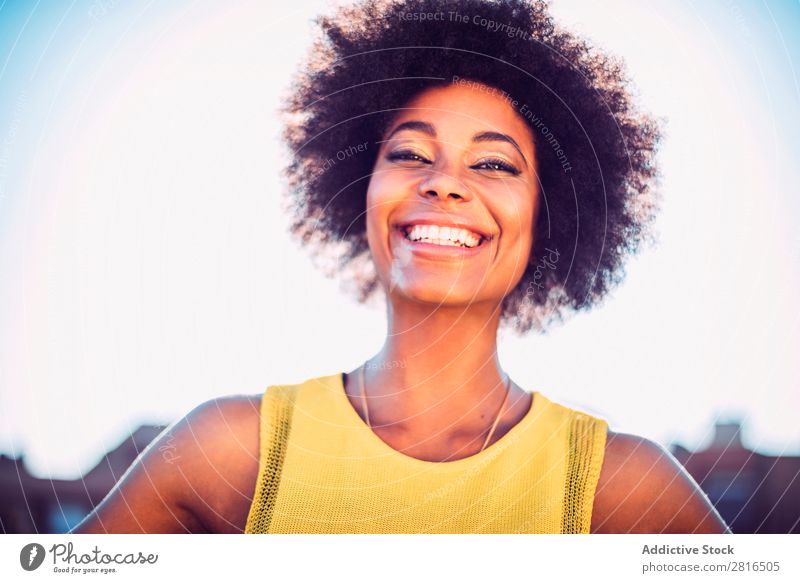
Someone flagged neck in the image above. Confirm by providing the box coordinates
[362,297,509,437]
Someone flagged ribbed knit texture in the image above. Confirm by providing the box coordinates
[245,373,607,534]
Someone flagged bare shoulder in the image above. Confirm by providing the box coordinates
[71,392,263,534]
[590,430,731,534]
[171,393,263,533]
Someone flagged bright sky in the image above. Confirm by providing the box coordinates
[0,0,798,479]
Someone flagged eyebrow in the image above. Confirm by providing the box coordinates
[384,120,436,140]
[472,131,528,165]
[384,121,529,166]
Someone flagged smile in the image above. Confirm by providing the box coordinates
[392,224,492,262]
[400,224,487,249]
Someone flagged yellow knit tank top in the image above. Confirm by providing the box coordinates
[245,373,608,534]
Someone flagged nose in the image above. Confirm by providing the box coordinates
[416,161,473,202]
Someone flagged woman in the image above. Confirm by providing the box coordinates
[72,0,729,534]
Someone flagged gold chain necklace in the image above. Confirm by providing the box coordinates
[358,364,512,454]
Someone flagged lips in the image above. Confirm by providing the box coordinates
[388,213,497,263]
[391,225,490,261]
[396,219,492,242]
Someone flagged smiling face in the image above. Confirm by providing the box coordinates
[365,81,540,308]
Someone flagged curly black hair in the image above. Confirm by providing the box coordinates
[279,0,661,335]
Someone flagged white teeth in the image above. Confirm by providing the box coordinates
[403,224,483,248]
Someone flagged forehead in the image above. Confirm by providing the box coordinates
[389,82,534,149]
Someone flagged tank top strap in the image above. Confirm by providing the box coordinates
[561,410,608,533]
[244,383,298,534]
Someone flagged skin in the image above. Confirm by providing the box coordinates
[70,83,729,534]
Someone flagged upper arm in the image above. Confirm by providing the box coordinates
[590,430,731,534]
[69,394,261,534]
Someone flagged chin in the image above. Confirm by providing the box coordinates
[387,276,489,307]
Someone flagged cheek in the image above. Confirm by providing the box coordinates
[364,186,384,255]
[498,192,536,245]
[497,192,537,276]
[365,167,415,226]
[508,226,535,280]
[364,173,399,257]
[366,166,396,209]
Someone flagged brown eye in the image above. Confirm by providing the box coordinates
[472,157,521,175]
[386,150,432,164]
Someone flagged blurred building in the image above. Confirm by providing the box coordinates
[671,421,800,533]
[0,425,166,533]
